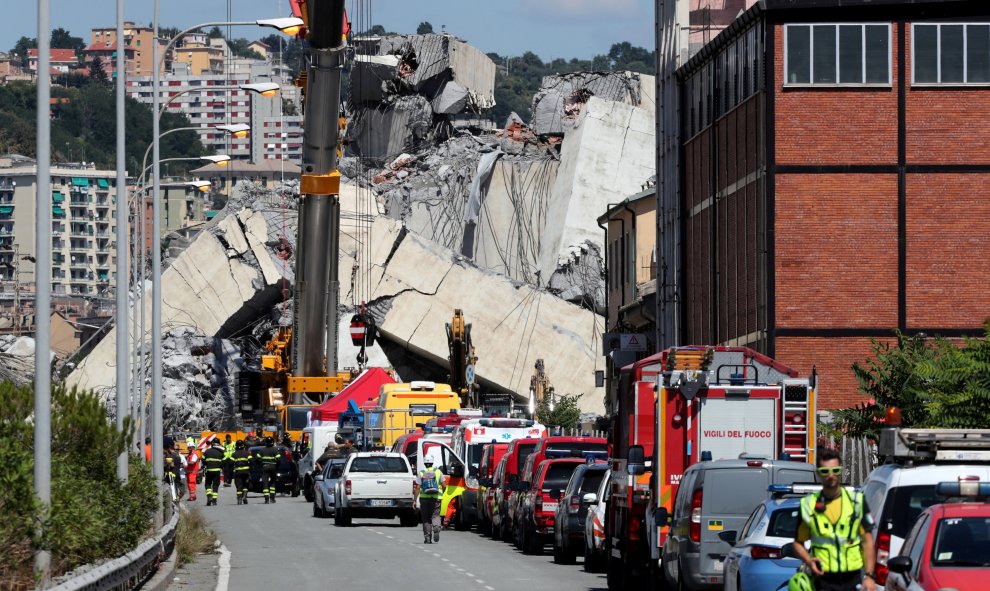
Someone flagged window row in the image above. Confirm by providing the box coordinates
[785,22,990,86]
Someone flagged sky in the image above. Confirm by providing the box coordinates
[1,0,655,61]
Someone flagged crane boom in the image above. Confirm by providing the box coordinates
[288,0,348,400]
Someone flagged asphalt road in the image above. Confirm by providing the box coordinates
[192,485,607,591]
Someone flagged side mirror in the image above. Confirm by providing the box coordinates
[469,465,479,477]
[654,507,670,526]
[450,463,465,478]
[717,530,738,546]
[628,444,646,475]
[582,492,598,504]
[780,543,798,559]
[314,474,324,482]
[549,489,561,500]
[887,555,912,575]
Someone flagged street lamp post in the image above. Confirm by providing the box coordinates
[149,14,298,513]
[115,0,128,484]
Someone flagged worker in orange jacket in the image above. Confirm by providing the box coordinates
[185,437,202,501]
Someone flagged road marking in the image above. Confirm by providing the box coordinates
[386,535,394,539]
[485,587,494,591]
[433,553,441,557]
[466,573,474,577]
[215,544,231,591]
[441,558,449,562]
[475,580,484,586]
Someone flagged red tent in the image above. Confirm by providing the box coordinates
[310,367,394,423]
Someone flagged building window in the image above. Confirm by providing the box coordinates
[785,24,890,85]
[913,23,990,84]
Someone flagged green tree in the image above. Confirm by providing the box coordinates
[536,393,583,430]
[417,21,434,35]
[207,26,224,40]
[11,36,36,66]
[89,56,109,85]
[830,323,990,438]
[51,27,85,55]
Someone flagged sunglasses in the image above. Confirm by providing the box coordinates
[817,466,843,476]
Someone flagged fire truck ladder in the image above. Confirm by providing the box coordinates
[781,379,815,462]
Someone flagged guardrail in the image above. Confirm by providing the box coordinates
[48,509,179,591]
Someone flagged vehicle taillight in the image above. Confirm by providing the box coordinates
[535,494,543,511]
[750,545,782,559]
[345,480,352,495]
[690,489,702,542]
[875,529,890,585]
[629,516,642,542]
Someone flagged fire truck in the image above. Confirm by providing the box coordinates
[605,346,817,589]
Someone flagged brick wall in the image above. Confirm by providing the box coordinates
[774,174,898,328]
[906,173,990,327]
[775,337,889,409]
[773,24,900,166]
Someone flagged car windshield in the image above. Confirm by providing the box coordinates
[883,485,942,538]
[286,407,310,430]
[932,516,990,567]
[543,464,579,490]
[349,456,407,473]
[580,470,607,494]
[768,507,801,538]
[517,444,537,473]
[468,444,485,470]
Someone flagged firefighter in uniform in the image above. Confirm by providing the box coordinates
[415,457,446,544]
[222,434,235,487]
[791,448,877,591]
[259,437,281,504]
[232,440,253,504]
[202,439,226,506]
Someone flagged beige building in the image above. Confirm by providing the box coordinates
[86,22,162,77]
[50,310,80,357]
[173,45,225,76]
[0,155,119,298]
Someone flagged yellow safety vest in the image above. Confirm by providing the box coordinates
[799,489,865,573]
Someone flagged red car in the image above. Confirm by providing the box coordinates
[476,442,510,536]
[887,480,990,591]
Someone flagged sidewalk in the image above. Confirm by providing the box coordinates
[165,552,219,591]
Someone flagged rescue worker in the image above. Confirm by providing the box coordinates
[791,448,877,591]
[415,457,446,544]
[231,439,253,504]
[258,436,281,504]
[144,437,152,463]
[222,434,235,487]
[163,443,183,500]
[342,438,357,455]
[202,438,226,506]
[185,437,201,502]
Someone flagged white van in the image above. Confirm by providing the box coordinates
[299,425,340,501]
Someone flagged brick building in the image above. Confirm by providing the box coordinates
[673,0,990,408]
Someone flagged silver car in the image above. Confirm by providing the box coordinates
[583,468,610,572]
[312,458,347,518]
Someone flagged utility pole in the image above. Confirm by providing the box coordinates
[115,0,130,483]
[34,0,52,580]
[13,243,20,336]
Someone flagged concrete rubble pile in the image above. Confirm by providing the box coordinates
[530,71,656,137]
[0,334,43,386]
[347,34,497,161]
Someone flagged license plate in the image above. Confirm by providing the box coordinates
[713,560,724,573]
[370,499,394,507]
[542,503,558,512]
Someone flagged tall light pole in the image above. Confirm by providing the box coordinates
[114,0,128,484]
[34,0,52,579]
[150,18,300,504]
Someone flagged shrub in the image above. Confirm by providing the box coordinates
[0,383,158,590]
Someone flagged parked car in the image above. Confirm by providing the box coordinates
[312,458,347,518]
[722,489,806,591]
[516,457,585,554]
[584,468,611,572]
[553,462,609,564]
[248,445,300,496]
[861,458,990,587]
[661,457,817,590]
[886,480,990,590]
[495,438,541,542]
[333,452,418,527]
[476,442,510,536]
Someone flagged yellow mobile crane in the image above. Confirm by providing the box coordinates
[248,0,353,440]
[446,309,478,407]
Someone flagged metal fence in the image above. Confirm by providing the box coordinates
[48,509,178,591]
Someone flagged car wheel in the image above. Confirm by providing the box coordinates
[492,516,502,541]
[303,477,314,502]
[313,501,322,518]
[334,508,351,527]
[454,500,469,531]
[553,537,575,564]
[606,557,624,591]
[291,481,300,497]
[523,527,542,555]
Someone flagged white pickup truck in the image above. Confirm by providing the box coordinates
[333,452,418,527]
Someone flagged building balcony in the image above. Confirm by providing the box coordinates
[0,179,15,191]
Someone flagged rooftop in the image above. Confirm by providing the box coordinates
[191,160,302,175]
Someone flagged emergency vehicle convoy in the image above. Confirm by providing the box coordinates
[606,346,817,589]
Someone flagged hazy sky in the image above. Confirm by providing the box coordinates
[2,0,655,61]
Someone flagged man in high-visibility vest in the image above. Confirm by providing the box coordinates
[222,434,236,487]
[202,439,225,506]
[415,457,447,544]
[791,448,877,591]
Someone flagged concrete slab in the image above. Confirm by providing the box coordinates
[538,97,656,280]
[530,71,656,136]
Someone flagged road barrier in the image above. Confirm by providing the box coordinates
[48,509,178,591]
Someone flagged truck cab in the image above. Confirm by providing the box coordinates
[368,381,460,447]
